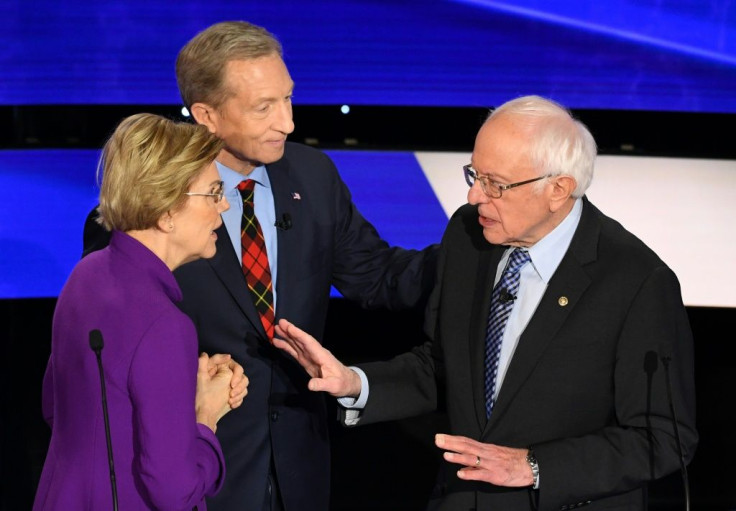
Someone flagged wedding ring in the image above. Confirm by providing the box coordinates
[475,455,481,467]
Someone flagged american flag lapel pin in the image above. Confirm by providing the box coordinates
[291,192,301,200]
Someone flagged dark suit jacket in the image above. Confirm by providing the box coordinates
[355,197,697,511]
[83,142,438,511]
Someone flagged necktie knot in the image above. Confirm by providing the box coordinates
[237,179,256,203]
[504,248,531,275]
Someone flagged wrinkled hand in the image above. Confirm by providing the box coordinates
[273,319,361,398]
[208,353,249,409]
[435,433,533,487]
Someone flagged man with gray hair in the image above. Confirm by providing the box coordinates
[274,95,698,511]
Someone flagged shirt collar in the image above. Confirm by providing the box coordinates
[525,198,583,284]
[215,161,271,197]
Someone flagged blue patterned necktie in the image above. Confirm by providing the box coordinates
[484,248,531,418]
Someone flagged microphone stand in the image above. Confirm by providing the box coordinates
[90,329,119,511]
[661,355,690,511]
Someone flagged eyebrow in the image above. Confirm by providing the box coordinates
[473,167,498,179]
[253,84,295,104]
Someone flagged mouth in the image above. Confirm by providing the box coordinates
[477,212,501,230]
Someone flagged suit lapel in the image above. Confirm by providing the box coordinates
[470,245,506,430]
[265,157,303,319]
[207,216,267,338]
[485,198,600,430]
[487,256,591,427]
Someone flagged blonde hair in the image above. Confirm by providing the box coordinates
[96,113,223,231]
[176,21,283,110]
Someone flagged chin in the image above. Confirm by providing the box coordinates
[482,229,503,245]
[263,147,286,162]
[201,247,217,260]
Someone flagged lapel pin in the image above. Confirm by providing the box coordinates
[558,296,569,307]
[291,192,301,200]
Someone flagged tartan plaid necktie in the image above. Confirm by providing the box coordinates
[484,248,531,418]
[237,179,275,339]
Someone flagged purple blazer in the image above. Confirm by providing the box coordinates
[33,231,226,511]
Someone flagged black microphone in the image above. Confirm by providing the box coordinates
[499,288,516,303]
[274,213,292,230]
[89,329,119,511]
[661,354,691,511]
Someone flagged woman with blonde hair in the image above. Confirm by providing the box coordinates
[34,113,248,511]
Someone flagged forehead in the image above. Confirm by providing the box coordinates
[191,161,219,186]
[223,55,293,100]
[472,115,533,176]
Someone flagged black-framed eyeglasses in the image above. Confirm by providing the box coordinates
[184,180,225,204]
[463,164,550,199]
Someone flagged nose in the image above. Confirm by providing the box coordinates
[467,180,488,205]
[274,99,295,135]
[218,196,230,213]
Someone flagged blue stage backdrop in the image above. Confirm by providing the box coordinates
[0,149,448,299]
[2,0,735,112]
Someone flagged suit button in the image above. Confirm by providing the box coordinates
[271,411,279,422]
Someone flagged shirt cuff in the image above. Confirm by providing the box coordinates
[337,367,369,426]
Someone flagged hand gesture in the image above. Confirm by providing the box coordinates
[435,433,534,487]
[273,319,361,398]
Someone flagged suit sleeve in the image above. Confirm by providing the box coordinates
[535,265,698,510]
[328,167,439,312]
[128,311,226,510]
[347,222,450,425]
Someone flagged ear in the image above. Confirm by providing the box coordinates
[190,102,219,134]
[157,211,175,233]
[548,175,577,212]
